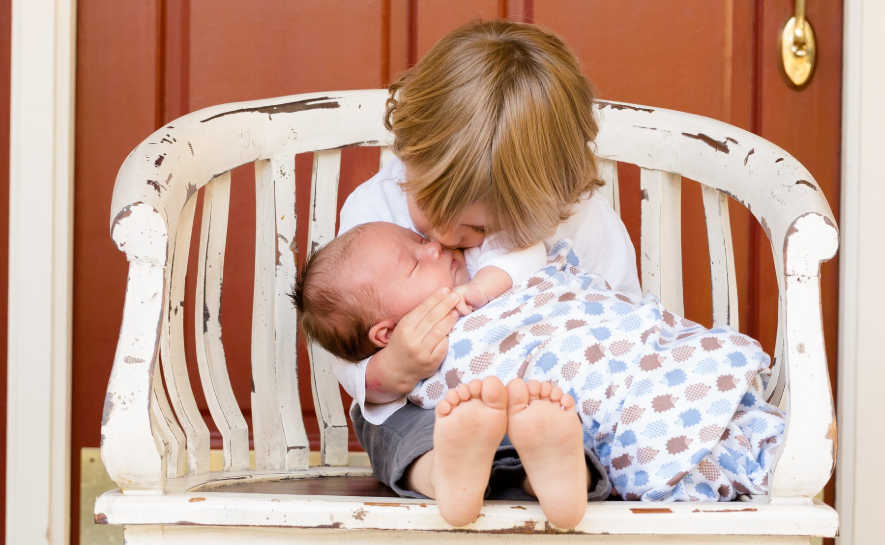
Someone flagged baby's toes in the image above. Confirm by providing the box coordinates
[526,380,542,402]
[549,385,563,403]
[540,381,554,399]
[455,383,472,402]
[467,379,483,397]
[560,392,576,411]
[444,388,462,408]
[436,399,453,417]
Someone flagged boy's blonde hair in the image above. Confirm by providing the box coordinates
[385,19,602,250]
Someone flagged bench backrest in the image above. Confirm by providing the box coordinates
[102,90,838,501]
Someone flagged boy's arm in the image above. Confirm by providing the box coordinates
[364,288,462,403]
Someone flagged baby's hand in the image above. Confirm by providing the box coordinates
[384,287,461,384]
[451,283,489,316]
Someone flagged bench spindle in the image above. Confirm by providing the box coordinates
[252,158,311,470]
[306,149,349,466]
[160,196,211,474]
[701,186,739,328]
[598,159,621,216]
[766,303,788,407]
[150,362,186,478]
[195,172,250,471]
[272,157,311,470]
[640,168,684,314]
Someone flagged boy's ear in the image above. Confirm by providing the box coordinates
[368,319,397,349]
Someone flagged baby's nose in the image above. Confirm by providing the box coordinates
[422,240,442,259]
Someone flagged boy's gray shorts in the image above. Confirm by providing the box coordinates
[350,401,611,501]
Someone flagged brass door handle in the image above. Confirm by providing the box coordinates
[778,0,816,89]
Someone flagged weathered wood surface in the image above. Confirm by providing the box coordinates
[160,195,211,474]
[102,93,839,537]
[639,168,684,315]
[122,527,818,545]
[702,186,739,328]
[194,172,250,472]
[306,150,349,466]
[150,362,186,478]
[95,489,837,537]
[102,203,168,492]
[271,157,311,471]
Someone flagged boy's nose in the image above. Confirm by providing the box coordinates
[431,228,459,248]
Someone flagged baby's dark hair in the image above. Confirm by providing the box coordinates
[289,225,382,363]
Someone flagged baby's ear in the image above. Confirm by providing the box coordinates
[368,319,397,348]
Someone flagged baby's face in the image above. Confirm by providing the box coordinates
[355,223,470,322]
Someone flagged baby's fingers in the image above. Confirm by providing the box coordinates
[455,300,473,316]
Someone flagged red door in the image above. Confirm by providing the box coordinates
[71,2,842,544]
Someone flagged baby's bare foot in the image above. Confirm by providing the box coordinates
[506,379,588,529]
[432,377,508,527]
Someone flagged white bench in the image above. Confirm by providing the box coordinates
[95,90,839,544]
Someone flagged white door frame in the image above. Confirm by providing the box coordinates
[837,0,885,543]
[6,1,77,544]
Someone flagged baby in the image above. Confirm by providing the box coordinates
[295,222,784,518]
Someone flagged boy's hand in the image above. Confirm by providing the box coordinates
[374,287,461,394]
[451,283,489,315]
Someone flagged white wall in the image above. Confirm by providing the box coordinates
[837,1,885,543]
[6,1,76,544]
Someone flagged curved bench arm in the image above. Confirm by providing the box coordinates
[102,203,168,492]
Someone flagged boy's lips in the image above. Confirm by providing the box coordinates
[442,250,459,281]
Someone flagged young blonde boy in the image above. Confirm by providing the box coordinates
[309,20,640,528]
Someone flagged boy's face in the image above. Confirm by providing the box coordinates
[407,194,487,249]
[356,223,470,322]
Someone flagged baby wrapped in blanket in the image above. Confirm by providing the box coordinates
[296,222,784,503]
[408,239,784,501]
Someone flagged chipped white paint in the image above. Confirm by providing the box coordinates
[194,172,250,471]
[95,489,837,538]
[103,203,169,493]
[271,157,311,470]
[161,195,211,474]
[100,93,838,541]
[701,186,739,328]
[639,168,684,315]
[122,527,818,545]
[252,159,287,470]
[307,150,349,466]
[150,362,186,478]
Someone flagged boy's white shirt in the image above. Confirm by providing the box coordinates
[333,157,641,424]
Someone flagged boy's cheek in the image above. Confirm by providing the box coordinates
[460,231,485,249]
